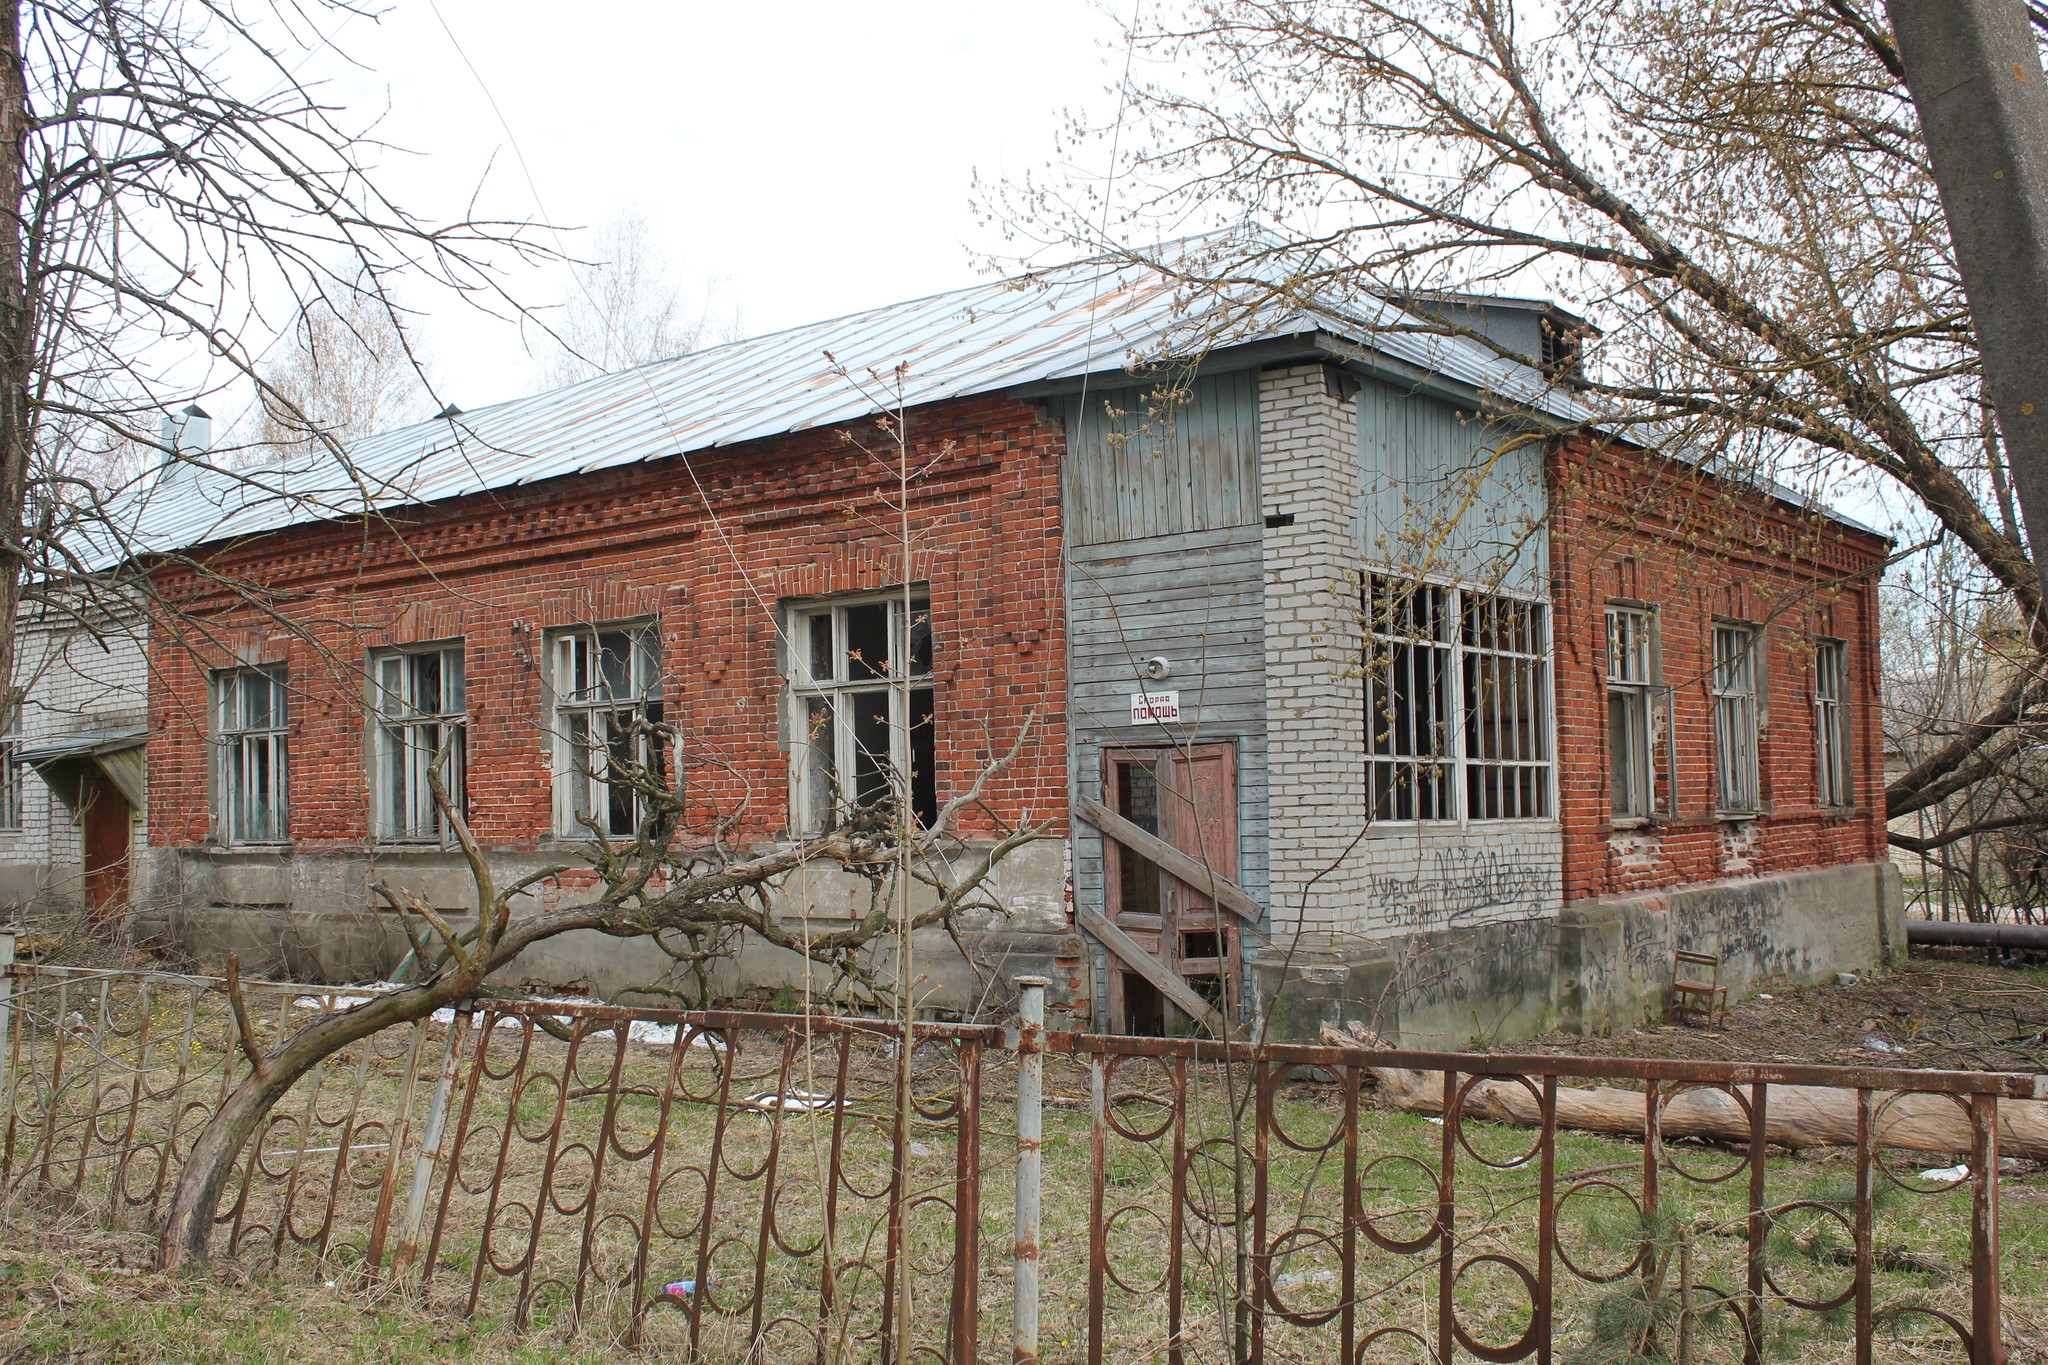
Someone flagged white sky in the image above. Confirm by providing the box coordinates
[311,0,1128,410]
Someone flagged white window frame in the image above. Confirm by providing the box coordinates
[0,708,20,831]
[371,643,466,843]
[1814,638,1851,808]
[1711,622,1760,816]
[786,590,935,836]
[548,623,664,838]
[1362,574,1554,824]
[1605,605,1660,822]
[216,665,289,845]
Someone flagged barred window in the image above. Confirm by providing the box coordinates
[1814,639,1851,807]
[372,644,466,842]
[217,666,288,843]
[1711,624,1760,815]
[550,625,664,837]
[788,592,935,836]
[1605,606,1658,820]
[1364,575,1551,822]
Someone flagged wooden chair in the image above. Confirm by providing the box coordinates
[1671,950,1729,1026]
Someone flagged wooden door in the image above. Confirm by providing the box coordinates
[1103,744,1240,1034]
[79,767,131,924]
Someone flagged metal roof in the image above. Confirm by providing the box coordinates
[106,247,1874,554]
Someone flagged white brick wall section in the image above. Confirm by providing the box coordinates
[1260,365,1369,929]
[0,604,151,881]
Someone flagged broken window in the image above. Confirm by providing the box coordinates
[372,644,466,842]
[550,624,663,838]
[217,666,288,844]
[1814,639,1851,807]
[1364,575,1551,821]
[788,592,935,835]
[1711,624,1760,815]
[1605,606,1659,821]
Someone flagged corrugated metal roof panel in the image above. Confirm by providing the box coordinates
[107,248,1875,555]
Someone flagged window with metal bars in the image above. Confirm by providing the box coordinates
[1605,606,1659,821]
[372,644,466,842]
[788,592,935,836]
[549,625,664,838]
[1814,639,1851,807]
[216,666,288,844]
[1364,575,1552,822]
[1711,624,1760,815]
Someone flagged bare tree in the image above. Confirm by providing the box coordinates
[0,0,550,714]
[1002,0,2046,851]
[533,208,735,387]
[256,279,435,462]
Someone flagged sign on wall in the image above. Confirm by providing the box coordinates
[1129,691,1181,724]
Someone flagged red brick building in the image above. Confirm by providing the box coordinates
[117,264,1899,1039]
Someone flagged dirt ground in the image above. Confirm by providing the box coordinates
[1497,953,2048,1073]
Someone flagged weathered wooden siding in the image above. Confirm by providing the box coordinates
[1356,374,1548,589]
[1064,372,1262,546]
[1060,372,1269,1026]
[1065,526,1270,965]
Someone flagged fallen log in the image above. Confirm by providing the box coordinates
[1364,1065,2048,1160]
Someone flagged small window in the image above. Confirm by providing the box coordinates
[788,592,935,835]
[1711,624,1759,815]
[0,709,20,831]
[1814,640,1851,807]
[217,666,289,844]
[1605,606,1658,821]
[550,625,664,837]
[372,644,466,842]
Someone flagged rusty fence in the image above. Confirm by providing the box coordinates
[0,958,2038,1364]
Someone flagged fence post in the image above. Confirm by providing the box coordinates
[1970,1093,2005,1365]
[390,1004,469,1275]
[0,930,15,1108]
[1013,975,1047,1365]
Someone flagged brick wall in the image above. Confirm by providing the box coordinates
[1548,434,1891,905]
[143,395,1069,899]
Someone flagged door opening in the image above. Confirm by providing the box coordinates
[1102,743,1240,1036]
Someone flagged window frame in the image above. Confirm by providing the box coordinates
[1605,604,1662,824]
[1814,638,1852,809]
[0,709,21,832]
[369,642,467,844]
[785,589,936,836]
[1710,621,1761,817]
[215,665,290,846]
[1362,573,1555,825]
[547,622,665,839]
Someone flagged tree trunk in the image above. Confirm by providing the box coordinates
[157,980,473,1268]
[1889,0,2048,600]
[1369,1066,2048,1160]
[0,0,32,729]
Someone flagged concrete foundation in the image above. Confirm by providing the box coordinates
[126,839,1085,1020]
[1252,860,1903,1045]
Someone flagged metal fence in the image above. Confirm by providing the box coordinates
[0,958,2036,1364]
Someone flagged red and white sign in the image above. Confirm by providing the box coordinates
[1129,691,1181,724]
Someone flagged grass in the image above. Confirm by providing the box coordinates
[0,971,2040,1362]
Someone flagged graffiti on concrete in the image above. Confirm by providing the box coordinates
[1363,848,1555,934]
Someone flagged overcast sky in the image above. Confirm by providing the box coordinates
[309,0,1127,411]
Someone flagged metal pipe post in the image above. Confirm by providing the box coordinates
[1012,975,1048,1365]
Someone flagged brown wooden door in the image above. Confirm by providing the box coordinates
[79,767,131,924]
[1103,743,1239,1034]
